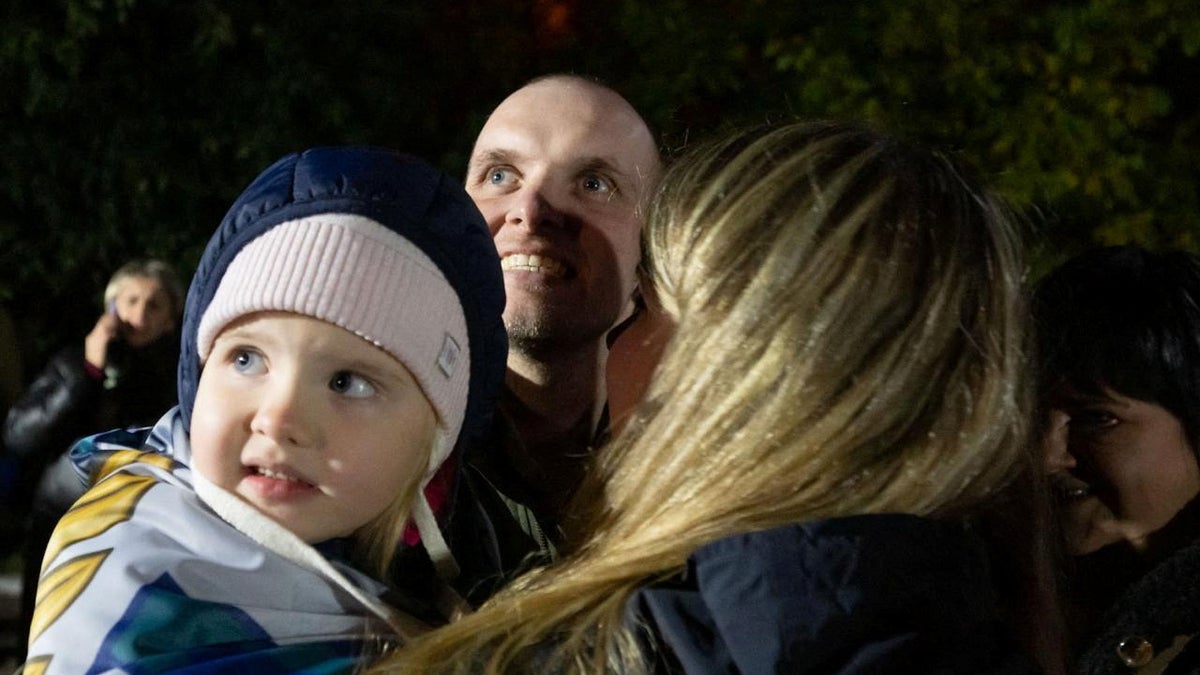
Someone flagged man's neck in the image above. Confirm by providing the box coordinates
[500,343,607,515]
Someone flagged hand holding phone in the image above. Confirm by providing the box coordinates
[85,300,122,369]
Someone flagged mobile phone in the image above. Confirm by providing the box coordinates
[107,298,118,317]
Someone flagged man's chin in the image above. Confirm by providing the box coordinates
[504,311,616,354]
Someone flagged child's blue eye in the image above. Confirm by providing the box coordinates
[233,349,265,374]
[330,371,376,398]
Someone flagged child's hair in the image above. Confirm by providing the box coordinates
[104,259,185,318]
[177,146,507,579]
[1034,245,1200,454]
[383,121,1046,673]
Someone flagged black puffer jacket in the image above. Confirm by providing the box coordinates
[3,338,178,469]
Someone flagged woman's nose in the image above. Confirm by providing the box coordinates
[1043,409,1077,473]
[124,301,147,328]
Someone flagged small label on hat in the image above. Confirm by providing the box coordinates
[437,334,460,378]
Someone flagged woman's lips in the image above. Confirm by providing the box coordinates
[1052,474,1094,501]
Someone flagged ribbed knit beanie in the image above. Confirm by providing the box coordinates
[178,146,507,577]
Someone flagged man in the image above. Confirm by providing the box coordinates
[445,74,661,600]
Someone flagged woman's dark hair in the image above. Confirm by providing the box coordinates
[1033,245,1200,453]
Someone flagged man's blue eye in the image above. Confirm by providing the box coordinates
[489,168,513,185]
[582,175,611,193]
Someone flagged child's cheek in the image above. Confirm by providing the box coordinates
[189,397,239,492]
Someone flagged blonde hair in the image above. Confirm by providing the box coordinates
[381,121,1038,673]
[104,259,185,318]
[350,439,432,580]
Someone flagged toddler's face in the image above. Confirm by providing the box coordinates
[190,311,436,543]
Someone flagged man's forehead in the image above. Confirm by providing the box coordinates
[470,81,659,176]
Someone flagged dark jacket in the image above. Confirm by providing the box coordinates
[3,338,178,467]
[1070,500,1200,675]
[391,406,560,608]
[5,337,178,657]
[633,514,1039,674]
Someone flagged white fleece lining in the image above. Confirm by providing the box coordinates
[192,471,425,641]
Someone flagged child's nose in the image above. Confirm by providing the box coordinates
[250,379,319,448]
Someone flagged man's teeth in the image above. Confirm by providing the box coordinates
[257,467,301,482]
[502,253,566,278]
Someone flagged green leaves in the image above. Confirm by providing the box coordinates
[608,0,1199,264]
[2,0,1196,366]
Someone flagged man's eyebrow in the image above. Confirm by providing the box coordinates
[468,149,520,172]
[576,157,630,181]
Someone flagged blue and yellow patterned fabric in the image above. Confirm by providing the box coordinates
[25,409,402,675]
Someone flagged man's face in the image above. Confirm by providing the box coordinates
[1044,386,1200,555]
[190,312,435,543]
[465,79,659,353]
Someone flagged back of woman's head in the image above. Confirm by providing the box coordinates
[1034,245,1200,452]
[596,122,1030,545]
[384,121,1035,674]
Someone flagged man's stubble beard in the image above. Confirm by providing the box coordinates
[504,308,616,360]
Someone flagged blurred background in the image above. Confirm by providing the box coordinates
[1,0,1197,379]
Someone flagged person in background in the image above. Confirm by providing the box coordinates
[1038,245,1200,674]
[378,121,1063,674]
[24,145,507,673]
[4,259,184,466]
[3,259,183,654]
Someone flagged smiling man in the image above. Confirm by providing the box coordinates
[446,75,661,598]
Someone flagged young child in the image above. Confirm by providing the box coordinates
[24,146,507,673]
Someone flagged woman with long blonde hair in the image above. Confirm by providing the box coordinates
[381,121,1060,673]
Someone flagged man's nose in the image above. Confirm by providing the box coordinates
[505,186,565,232]
[250,378,318,448]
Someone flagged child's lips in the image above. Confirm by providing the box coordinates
[242,464,318,500]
